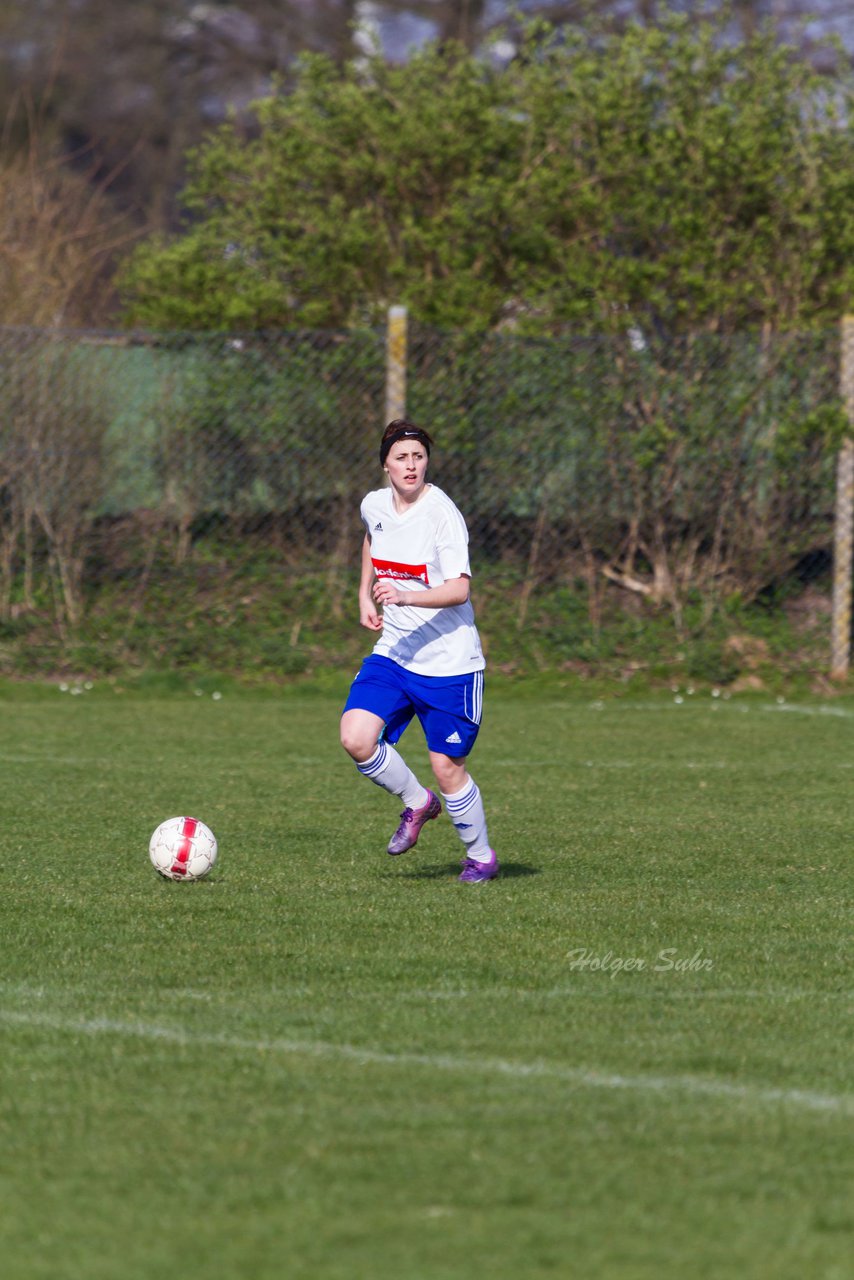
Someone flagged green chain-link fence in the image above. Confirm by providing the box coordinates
[0,318,849,679]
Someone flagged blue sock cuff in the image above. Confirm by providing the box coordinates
[357,742,386,778]
[444,782,479,817]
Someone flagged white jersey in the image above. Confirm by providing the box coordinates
[360,484,486,677]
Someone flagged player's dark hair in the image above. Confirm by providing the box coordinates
[379,419,434,466]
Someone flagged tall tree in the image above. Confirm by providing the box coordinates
[0,112,136,326]
[0,1,360,232]
[120,14,854,335]
[1,5,852,238]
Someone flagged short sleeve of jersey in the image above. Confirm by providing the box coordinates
[359,495,376,535]
[434,503,471,581]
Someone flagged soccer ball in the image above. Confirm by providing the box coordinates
[149,816,218,881]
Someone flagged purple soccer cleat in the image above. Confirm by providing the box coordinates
[387,790,442,855]
[458,849,500,883]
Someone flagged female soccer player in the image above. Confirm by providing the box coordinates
[340,419,498,883]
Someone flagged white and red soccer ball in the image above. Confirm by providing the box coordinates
[149,816,218,881]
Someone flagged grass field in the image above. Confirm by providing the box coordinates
[1,680,852,1279]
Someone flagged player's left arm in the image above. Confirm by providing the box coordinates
[373,507,472,608]
[372,574,470,610]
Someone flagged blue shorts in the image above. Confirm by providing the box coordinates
[342,655,484,756]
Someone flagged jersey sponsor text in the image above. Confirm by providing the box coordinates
[372,557,429,585]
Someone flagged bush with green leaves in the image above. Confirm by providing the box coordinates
[121,14,854,336]
[407,324,842,624]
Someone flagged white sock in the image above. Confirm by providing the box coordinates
[357,741,429,809]
[442,778,491,860]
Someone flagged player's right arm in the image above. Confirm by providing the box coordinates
[359,534,383,631]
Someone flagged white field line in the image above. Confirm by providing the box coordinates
[398,986,854,1004]
[3,981,848,1007]
[0,753,106,767]
[491,758,854,771]
[155,985,852,1004]
[0,752,330,770]
[6,748,849,775]
[606,700,854,720]
[1,1007,850,1117]
[492,759,734,769]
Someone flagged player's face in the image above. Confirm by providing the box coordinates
[384,440,429,501]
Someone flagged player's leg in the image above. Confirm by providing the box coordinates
[340,660,440,854]
[341,709,440,853]
[412,668,498,882]
[339,706,424,802]
[428,750,498,881]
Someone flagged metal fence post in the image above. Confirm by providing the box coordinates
[385,305,408,425]
[831,316,854,680]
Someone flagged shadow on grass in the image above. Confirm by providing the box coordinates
[391,861,541,881]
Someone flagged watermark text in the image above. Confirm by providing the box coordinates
[566,947,713,979]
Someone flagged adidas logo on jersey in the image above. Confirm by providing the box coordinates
[374,522,383,531]
[445,731,462,744]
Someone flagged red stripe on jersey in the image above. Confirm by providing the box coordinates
[372,557,429,585]
[171,816,197,877]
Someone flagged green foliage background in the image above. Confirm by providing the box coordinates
[5,16,854,687]
[0,322,844,689]
[121,15,854,335]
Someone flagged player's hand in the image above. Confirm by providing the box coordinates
[372,580,404,608]
[359,603,383,631]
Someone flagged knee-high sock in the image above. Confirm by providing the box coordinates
[442,778,490,860]
[357,741,429,809]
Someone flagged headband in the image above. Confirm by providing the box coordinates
[379,427,432,466]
